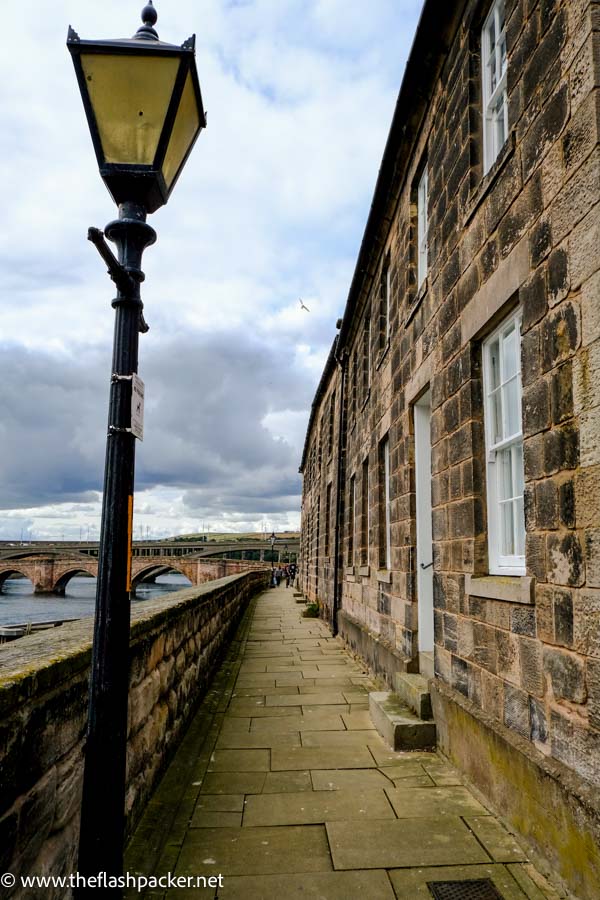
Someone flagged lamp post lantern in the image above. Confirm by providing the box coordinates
[67,3,205,892]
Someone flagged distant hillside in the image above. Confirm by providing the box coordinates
[169,531,300,543]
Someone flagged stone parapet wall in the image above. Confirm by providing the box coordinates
[0,570,268,895]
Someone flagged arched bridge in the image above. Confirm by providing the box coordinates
[0,552,267,596]
[0,538,299,563]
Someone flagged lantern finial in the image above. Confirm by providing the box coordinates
[135,2,159,40]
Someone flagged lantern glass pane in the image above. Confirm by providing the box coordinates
[162,70,200,190]
[81,53,179,165]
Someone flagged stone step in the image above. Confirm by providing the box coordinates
[369,691,436,752]
[393,672,433,720]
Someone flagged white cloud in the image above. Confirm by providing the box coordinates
[0,0,422,538]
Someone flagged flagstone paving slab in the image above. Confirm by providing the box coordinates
[326,816,491,869]
[207,749,270,772]
[235,673,279,685]
[376,761,431,780]
[388,863,531,899]
[232,686,298,698]
[227,699,302,717]
[215,731,300,750]
[384,784,489,818]
[125,584,563,900]
[176,825,332,877]
[271,746,376,770]
[422,760,464,785]
[266,691,347,706]
[242,788,394,827]
[368,745,438,767]
[261,771,313,793]
[465,816,528,862]
[341,710,374,730]
[194,795,245,812]
[301,703,351,715]
[189,811,243,828]
[310,768,393,791]
[199,772,266,795]
[300,729,381,748]
[217,870,396,900]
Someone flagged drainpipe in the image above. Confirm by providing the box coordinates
[331,349,348,636]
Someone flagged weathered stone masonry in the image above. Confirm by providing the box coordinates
[0,571,268,898]
[299,1,600,896]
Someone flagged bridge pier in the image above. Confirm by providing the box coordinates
[32,559,57,595]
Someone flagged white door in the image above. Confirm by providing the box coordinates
[414,391,434,677]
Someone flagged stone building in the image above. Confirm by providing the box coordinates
[299,0,600,895]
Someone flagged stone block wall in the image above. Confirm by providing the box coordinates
[0,570,268,895]
[299,1,600,892]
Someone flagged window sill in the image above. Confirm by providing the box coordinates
[376,341,390,370]
[465,573,534,605]
[359,565,370,577]
[345,565,355,576]
[377,569,392,584]
[405,278,428,328]
[463,129,516,228]
[360,388,371,412]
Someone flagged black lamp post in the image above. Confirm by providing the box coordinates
[270,531,276,585]
[67,3,205,891]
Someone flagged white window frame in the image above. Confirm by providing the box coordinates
[482,310,525,576]
[348,474,356,565]
[417,167,428,289]
[362,456,370,564]
[385,264,391,342]
[384,438,391,570]
[482,0,508,175]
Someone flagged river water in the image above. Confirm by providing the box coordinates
[0,573,192,627]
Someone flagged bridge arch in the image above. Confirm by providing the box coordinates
[0,569,32,593]
[52,568,97,597]
[131,564,191,593]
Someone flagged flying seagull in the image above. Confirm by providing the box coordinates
[299,298,310,311]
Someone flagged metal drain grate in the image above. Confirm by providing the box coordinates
[427,879,504,900]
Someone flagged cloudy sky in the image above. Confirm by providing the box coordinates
[0,0,422,541]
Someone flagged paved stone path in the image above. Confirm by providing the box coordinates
[125,585,563,899]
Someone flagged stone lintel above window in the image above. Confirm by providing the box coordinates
[465,573,534,604]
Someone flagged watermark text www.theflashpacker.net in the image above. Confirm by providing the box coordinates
[1,872,224,892]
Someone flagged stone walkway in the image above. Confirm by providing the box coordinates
[125,585,563,899]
